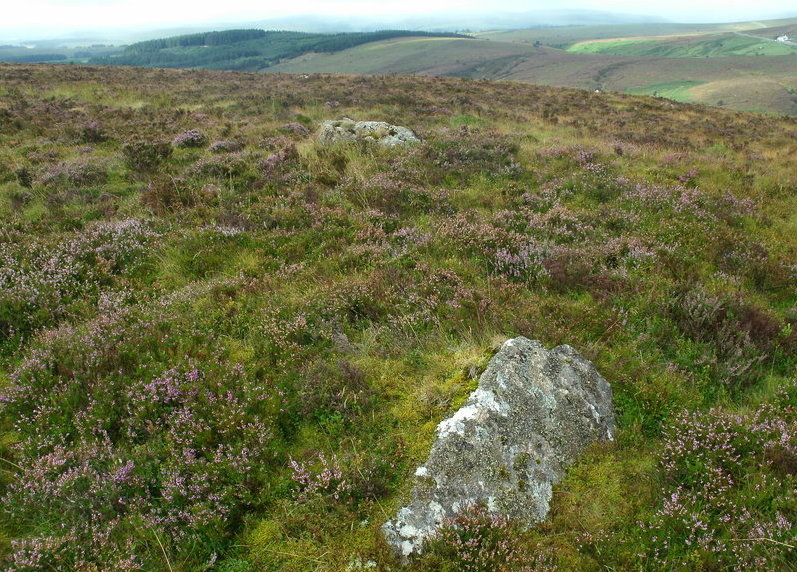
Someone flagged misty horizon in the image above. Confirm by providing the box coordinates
[2,2,797,44]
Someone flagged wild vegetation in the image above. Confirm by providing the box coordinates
[0,63,796,570]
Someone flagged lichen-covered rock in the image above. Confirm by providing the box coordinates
[382,336,615,559]
[317,119,420,147]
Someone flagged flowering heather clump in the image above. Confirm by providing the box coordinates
[24,147,61,165]
[1,302,280,568]
[209,139,244,153]
[420,504,551,572]
[622,182,715,221]
[259,136,294,151]
[537,153,629,204]
[494,206,598,245]
[647,402,796,569]
[536,145,596,161]
[384,265,475,330]
[587,389,797,570]
[714,192,758,222]
[172,128,208,148]
[492,241,550,284]
[259,144,299,176]
[391,225,433,254]
[80,120,106,143]
[122,139,172,172]
[188,151,257,179]
[428,106,453,116]
[678,169,700,186]
[437,213,507,255]
[424,131,524,183]
[341,171,449,216]
[38,157,108,188]
[0,219,158,339]
[258,308,327,368]
[279,122,311,137]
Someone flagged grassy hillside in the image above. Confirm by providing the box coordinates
[268,37,541,76]
[505,51,797,114]
[476,18,797,48]
[1,63,796,571]
[474,22,740,48]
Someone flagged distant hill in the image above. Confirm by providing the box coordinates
[267,19,797,116]
[89,29,470,71]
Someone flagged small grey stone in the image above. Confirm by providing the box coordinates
[382,336,615,559]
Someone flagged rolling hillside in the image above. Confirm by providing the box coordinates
[268,36,541,76]
[474,18,797,47]
[266,20,797,116]
[568,34,797,57]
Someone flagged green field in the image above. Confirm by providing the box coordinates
[569,33,797,57]
[625,80,704,102]
[567,38,660,54]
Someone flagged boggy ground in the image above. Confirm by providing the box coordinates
[0,63,796,570]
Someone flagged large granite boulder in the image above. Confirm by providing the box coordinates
[317,119,420,147]
[382,337,615,559]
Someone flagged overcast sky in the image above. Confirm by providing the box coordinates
[2,0,796,38]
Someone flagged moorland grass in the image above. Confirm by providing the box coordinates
[0,63,795,570]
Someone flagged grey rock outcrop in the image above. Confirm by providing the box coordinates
[317,119,420,147]
[382,337,615,559]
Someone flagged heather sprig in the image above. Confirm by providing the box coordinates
[289,452,351,503]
